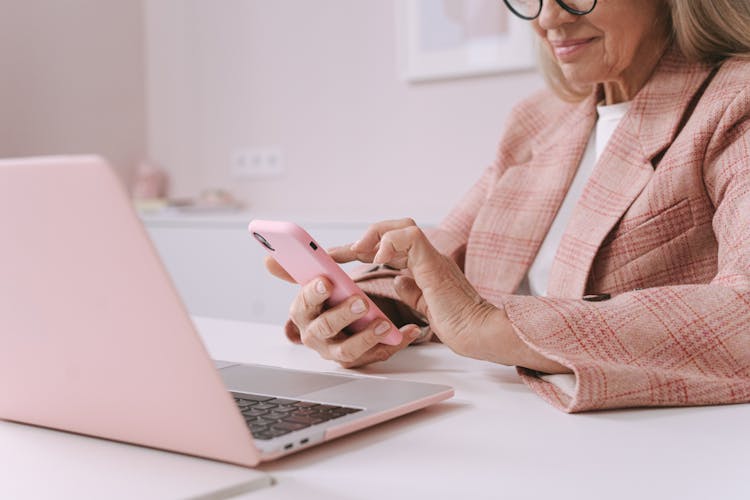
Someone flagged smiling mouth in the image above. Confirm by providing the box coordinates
[549,38,597,59]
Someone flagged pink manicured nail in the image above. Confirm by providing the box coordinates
[350,299,366,314]
[374,322,390,336]
[316,280,326,294]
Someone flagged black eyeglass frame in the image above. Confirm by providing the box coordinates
[502,0,597,20]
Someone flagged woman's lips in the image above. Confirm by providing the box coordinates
[549,37,597,60]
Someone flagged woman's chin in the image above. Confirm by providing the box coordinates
[559,68,598,90]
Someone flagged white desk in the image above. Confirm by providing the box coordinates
[0,420,271,500]
[3,317,749,500]
[193,317,750,500]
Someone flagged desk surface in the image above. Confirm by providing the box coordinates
[193,317,750,500]
[3,317,749,500]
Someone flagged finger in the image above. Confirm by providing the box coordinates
[350,218,418,255]
[289,276,332,328]
[373,225,434,269]
[393,275,429,319]
[284,320,302,344]
[303,295,369,342]
[264,255,295,283]
[339,324,423,368]
[364,325,423,362]
[327,245,359,263]
[328,318,397,366]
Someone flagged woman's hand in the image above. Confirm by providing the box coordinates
[349,219,569,373]
[347,218,499,360]
[264,255,421,368]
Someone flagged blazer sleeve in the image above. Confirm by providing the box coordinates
[504,86,750,412]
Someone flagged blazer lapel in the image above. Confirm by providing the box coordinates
[466,95,596,304]
[545,48,716,298]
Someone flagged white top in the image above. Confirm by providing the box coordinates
[521,101,630,394]
[522,100,631,297]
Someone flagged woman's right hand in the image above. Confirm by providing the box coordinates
[264,256,421,368]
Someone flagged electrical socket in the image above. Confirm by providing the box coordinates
[230,148,284,179]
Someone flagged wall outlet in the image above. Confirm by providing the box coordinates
[230,148,284,178]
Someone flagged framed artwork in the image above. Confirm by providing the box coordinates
[396,0,536,82]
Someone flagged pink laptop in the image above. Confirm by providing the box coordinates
[0,156,453,467]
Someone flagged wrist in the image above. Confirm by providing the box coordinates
[478,306,570,374]
[473,305,518,365]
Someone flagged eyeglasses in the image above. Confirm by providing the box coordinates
[502,0,597,20]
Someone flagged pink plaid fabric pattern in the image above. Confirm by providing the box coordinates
[356,47,750,412]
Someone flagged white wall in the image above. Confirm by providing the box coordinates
[0,1,544,221]
[145,0,545,222]
[0,0,147,186]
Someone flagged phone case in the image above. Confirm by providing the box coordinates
[248,220,402,346]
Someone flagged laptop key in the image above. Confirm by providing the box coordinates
[293,402,319,408]
[312,409,342,417]
[243,408,269,418]
[266,398,299,405]
[291,408,314,415]
[264,412,289,421]
[253,403,279,410]
[247,417,277,426]
[283,415,324,425]
[272,422,308,432]
[315,404,338,411]
[308,413,338,423]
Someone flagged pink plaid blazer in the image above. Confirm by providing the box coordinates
[358,47,750,412]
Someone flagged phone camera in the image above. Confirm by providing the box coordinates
[253,232,275,251]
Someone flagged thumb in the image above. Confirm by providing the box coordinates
[394,275,429,319]
[264,255,295,283]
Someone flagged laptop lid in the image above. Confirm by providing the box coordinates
[0,156,261,467]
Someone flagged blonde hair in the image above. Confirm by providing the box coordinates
[540,0,750,101]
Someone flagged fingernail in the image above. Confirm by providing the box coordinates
[409,327,423,339]
[350,299,366,314]
[374,322,390,336]
[316,280,326,294]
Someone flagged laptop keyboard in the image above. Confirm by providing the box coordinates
[233,393,362,440]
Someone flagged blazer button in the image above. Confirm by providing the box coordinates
[582,293,611,302]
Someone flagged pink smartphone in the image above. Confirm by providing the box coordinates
[248,219,403,346]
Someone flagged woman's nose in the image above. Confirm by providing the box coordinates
[536,1,578,30]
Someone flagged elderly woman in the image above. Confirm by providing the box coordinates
[267,0,750,412]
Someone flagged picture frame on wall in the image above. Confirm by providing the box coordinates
[396,0,536,82]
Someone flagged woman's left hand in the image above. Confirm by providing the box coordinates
[343,218,504,361]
